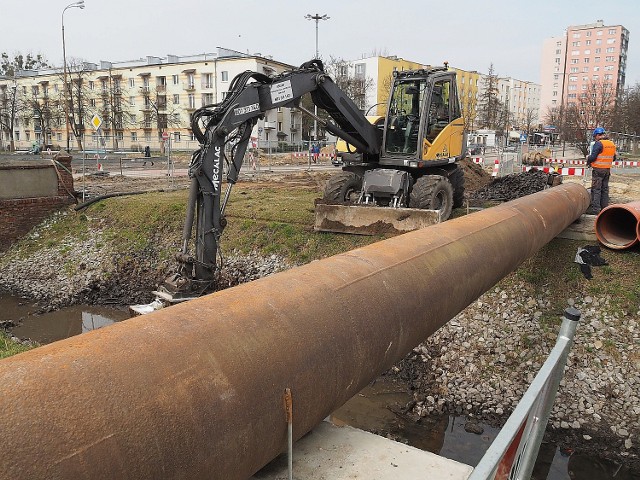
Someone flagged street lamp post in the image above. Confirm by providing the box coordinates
[62,0,85,152]
[305,13,329,143]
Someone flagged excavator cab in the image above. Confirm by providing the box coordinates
[381,69,464,165]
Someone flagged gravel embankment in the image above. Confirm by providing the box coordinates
[398,283,639,464]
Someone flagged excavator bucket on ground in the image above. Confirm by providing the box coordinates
[314,202,441,235]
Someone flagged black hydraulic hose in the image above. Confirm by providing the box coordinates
[74,189,165,211]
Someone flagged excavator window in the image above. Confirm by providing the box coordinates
[425,80,451,144]
[384,79,427,155]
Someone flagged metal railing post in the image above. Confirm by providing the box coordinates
[469,307,581,480]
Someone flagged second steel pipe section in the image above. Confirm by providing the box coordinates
[595,200,640,249]
[0,183,589,479]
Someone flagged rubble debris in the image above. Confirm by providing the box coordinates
[469,170,551,203]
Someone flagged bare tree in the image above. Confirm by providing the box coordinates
[297,56,375,141]
[0,81,22,150]
[476,64,503,130]
[94,70,137,150]
[523,107,539,138]
[19,83,60,149]
[563,80,617,155]
[0,52,51,150]
[458,81,478,132]
[140,83,182,150]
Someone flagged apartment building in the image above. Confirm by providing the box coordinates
[540,20,630,118]
[495,77,542,130]
[0,48,303,152]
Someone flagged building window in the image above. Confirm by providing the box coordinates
[172,75,179,85]
[584,49,590,55]
[131,132,137,142]
[594,66,600,72]
[584,58,590,63]
[156,76,166,87]
[188,94,196,108]
[607,38,616,44]
[90,98,96,107]
[203,73,213,88]
[592,74,599,80]
[571,59,579,64]
[355,63,365,77]
[595,48,601,54]
[606,47,615,53]
[221,71,228,82]
[173,94,180,104]
[569,75,577,81]
[202,93,213,106]
[571,50,579,55]
[129,78,135,88]
[604,65,614,71]
[173,132,181,142]
[129,96,135,106]
[569,67,578,73]
[572,41,580,47]
[594,57,600,63]
[604,74,613,80]
[572,33,580,38]
[596,39,602,45]
[552,91,558,97]
[568,85,577,91]
[130,114,137,123]
[606,56,615,62]
[89,81,94,90]
[597,30,603,36]
[608,28,616,35]
[31,86,39,96]
[586,40,591,45]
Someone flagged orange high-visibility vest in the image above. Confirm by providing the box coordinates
[591,139,616,169]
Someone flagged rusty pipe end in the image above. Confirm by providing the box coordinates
[595,201,640,250]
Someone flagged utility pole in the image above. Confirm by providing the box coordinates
[305,13,329,143]
[62,1,85,152]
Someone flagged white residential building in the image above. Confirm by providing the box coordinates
[0,47,303,152]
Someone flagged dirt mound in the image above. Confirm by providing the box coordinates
[469,170,552,203]
[460,157,493,193]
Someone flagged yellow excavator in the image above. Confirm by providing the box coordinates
[316,65,466,234]
[132,59,466,311]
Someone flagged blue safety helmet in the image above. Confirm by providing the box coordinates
[593,127,606,137]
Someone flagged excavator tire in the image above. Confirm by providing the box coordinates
[409,175,454,220]
[323,171,362,203]
[450,165,466,208]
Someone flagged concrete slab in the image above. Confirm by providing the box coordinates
[251,421,473,480]
[556,213,597,241]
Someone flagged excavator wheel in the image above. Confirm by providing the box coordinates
[409,175,454,220]
[449,165,466,209]
[323,171,362,203]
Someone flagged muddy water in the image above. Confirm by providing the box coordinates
[331,378,634,479]
[0,293,635,479]
[1,292,129,344]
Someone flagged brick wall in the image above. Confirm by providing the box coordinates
[0,155,76,252]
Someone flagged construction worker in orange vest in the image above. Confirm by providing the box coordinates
[585,127,616,215]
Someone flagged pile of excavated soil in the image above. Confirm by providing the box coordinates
[459,157,493,194]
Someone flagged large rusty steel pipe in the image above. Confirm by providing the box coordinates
[595,200,640,250]
[0,183,589,479]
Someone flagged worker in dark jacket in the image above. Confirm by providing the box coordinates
[586,127,616,215]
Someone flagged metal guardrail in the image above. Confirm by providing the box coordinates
[469,307,581,480]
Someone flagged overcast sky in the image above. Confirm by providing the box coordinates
[1,0,638,86]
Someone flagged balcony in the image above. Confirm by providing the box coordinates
[142,123,153,130]
[183,83,196,91]
[263,121,276,130]
[156,84,166,92]
[290,123,301,132]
